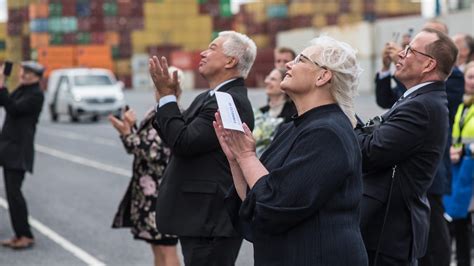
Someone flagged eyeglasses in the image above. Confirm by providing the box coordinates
[402,45,434,60]
[294,54,327,69]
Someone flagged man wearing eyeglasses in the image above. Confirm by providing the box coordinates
[356,28,458,265]
[373,21,464,266]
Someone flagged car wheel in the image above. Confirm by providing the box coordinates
[91,115,99,122]
[68,106,79,123]
[50,104,58,122]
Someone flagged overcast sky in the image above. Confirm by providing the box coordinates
[0,0,6,23]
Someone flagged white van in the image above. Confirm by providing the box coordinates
[47,68,125,122]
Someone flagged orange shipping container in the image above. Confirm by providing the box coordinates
[30,33,49,49]
[29,3,49,19]
[105,32,119,46]
[37,46,75,66]
[76,45,111,56]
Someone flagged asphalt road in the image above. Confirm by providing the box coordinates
[0,89,384,266]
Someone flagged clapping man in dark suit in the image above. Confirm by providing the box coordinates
[356,28,458,265]
[148,31,256,266]
[0,61,44,249]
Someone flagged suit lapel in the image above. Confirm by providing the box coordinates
[183,90,210,119]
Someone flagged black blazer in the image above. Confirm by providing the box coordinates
[0,83,44,173]
[152,78,254,237]
[374,70,464,195]
[356,81,449,260]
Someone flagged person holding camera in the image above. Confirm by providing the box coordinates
[356,28,458,265]
[0,61,45,250]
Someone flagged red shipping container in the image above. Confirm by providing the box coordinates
[91,32,105,44]
[89,17,105,32]
[63,33,77,44]
[130,2,144,17]
[7,22,22,36]
[104,17,119,31]
[199,3,220,16]
[118,43,132,58]
[267,18,289,34]
[115,74,132,89]
[326,14,339,26]
[146,45,181,60]
[118,31,132,45]
[212,17,233,31]
[289,15,312,29]
[62,0,77,16]
[77,18,91,31]
[170,51,201,71]
[118,1,132,17]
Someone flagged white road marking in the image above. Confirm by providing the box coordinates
[38,127,119,147]
[35,144,130,177]
[0,197,106,266]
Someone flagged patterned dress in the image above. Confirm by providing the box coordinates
[112,110,178,245]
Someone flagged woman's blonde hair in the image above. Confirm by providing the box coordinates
[308,35,363,127]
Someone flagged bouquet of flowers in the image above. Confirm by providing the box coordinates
[253,109,284,158]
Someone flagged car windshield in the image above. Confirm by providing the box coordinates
[74,75,113,86]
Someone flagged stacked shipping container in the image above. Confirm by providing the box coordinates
[5,0,422,88]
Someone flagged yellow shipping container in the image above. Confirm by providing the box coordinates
[6,37,22,53]
[7,0,35,8]
[243,2,267,23]
[170,3,198,16]
[289,3,317,17]
[323,2,340,14]
[144,2,167,17]
[114,59,132,75]
[0,23,6,39]
[22,23,30,36]
[312,14,327,28]
[145,17,174,32]
[351,0,364,13]
[250,34,270,48]
[264,0,287,4]
[192,16,212,32]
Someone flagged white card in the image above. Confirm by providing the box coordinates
[215,91,244,132]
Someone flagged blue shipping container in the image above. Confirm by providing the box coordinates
[267,5,288,18]
[30,19,49,32]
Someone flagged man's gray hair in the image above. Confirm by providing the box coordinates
[309,35,363,127]
[218,31,257,79]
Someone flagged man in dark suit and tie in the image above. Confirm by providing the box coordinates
[356,28,458,265]
[373,21,464,266]
[148,31,256,266]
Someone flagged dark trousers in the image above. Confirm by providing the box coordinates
[368,250,418,266]
[180,236,242,266]
[418,194,451,266]
[3,168,33,238]
[448,215,472,266]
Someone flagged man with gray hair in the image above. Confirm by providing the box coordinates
[148,31,256,265]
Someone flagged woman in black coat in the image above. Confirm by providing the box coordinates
[213,36,368,265]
